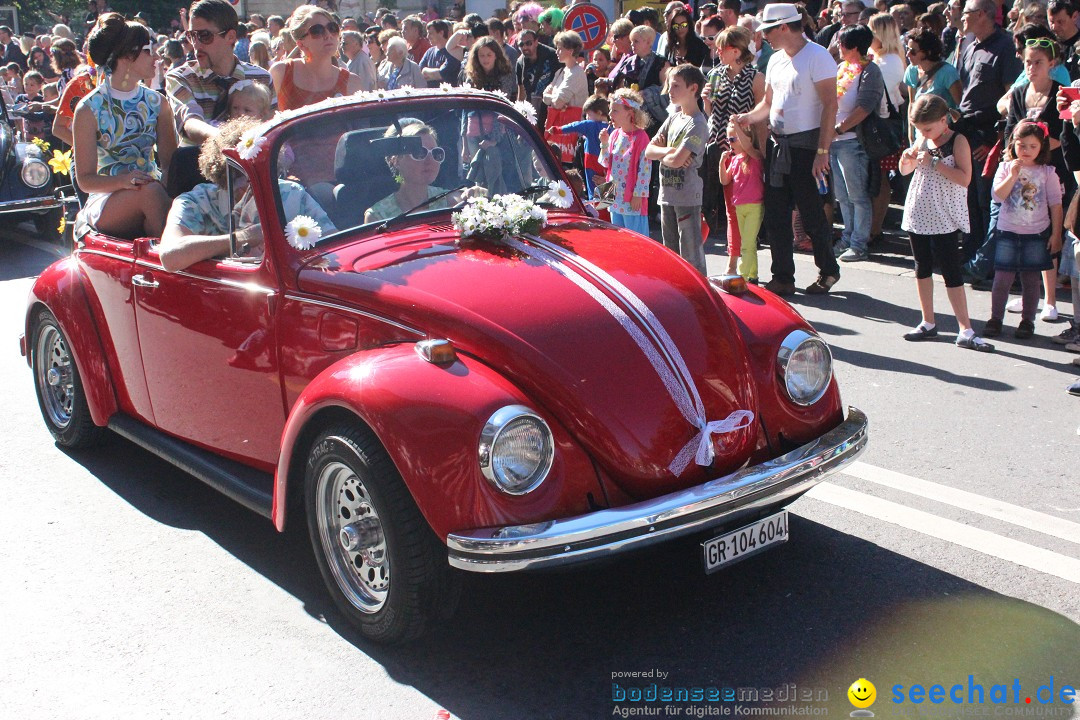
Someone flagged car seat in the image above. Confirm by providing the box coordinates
[331,128,396,229]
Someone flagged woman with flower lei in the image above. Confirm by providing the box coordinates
[158,118,335,272]
[828,24,884,263]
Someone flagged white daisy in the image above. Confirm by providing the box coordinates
[236,130,267,160]
[513,101,537,125]
[544,180,573,209]
[285,215,321,250]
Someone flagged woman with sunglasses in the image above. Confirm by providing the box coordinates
[272,5,365,111]
[365,120,461,223]
[72,12,175,239]
[663,9,709,70]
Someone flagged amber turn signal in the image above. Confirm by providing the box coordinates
[712,274,749,295]
[416,338,458,365]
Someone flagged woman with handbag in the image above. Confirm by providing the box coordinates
[868,13,908,245]
[831,24,885,262]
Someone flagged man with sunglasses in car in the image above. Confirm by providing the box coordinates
[166,0,275,149]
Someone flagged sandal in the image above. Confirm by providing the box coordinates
[903,325,938,341]
[956,335,995,352]
[983,318,1002,337]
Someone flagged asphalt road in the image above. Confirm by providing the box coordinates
[2,227,1078,720]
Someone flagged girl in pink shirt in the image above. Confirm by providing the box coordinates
[718,120,763,281]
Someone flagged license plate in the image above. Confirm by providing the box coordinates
[702,511,789,573]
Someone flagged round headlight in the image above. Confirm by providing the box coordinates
[479,405,554,495]
[778,330,833,406]
[21,159,50,188]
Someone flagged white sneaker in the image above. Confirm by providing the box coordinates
[1006,297,1026,313]
[1040,305,1059,322]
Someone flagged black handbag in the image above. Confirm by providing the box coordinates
[855,66,902,161]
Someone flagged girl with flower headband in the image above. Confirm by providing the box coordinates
[995,30,1071,323]
[223,79,274,122]
[598,88,653,236]
[984,119,1064,340]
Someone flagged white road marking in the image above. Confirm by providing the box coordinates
[806,482,1080,585]
[843,460,1080,546]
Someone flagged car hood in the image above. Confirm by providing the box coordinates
[298,218,759,498]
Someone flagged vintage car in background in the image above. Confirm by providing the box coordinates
[0,91,70,240]
[22,89,867,644]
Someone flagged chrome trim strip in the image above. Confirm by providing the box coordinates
[0,196,59,213]
[131,259,276,295]
[77,248,133,263]
[447,406,868,572]
[283,293,424,336]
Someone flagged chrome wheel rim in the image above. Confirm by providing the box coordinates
[316,460,389,614]
[36,325,74,430]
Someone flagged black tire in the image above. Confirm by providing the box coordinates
[304,423,460,644]
[30,309,106,449]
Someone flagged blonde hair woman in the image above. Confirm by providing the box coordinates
[868,12,907,243]
[271,5,364,110]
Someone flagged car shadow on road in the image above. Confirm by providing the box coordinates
[0,232,66,281]
[63,436,1080,719]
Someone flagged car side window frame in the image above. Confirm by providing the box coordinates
[224,159,260,266]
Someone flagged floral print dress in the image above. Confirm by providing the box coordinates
[598,128,651,216]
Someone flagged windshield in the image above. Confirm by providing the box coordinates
[270,100,563,245]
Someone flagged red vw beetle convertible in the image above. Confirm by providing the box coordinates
[22,89,867,643]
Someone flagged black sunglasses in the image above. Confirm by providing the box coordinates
[186,28,229,45]
[301,21,340,39]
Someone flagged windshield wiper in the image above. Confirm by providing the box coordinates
[375,183,468,233]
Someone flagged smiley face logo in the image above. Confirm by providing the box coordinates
[848,679,877,709]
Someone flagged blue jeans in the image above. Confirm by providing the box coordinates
[830,138,871,253]
[965,200,1000,279]
[610,211,651,237]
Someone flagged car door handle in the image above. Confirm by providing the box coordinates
[132,274,159,289]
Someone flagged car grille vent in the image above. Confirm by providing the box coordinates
[427,222,455,233]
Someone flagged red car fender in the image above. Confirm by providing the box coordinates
[273,344,604,537]
[24,256,118,427]
[716,286,844,454]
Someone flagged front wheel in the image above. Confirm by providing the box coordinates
[31,309,105,448]
[305,424,460,644]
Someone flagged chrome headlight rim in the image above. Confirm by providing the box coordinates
[777,329,833,407]
[478,404,554,496]
[21,159,50,189]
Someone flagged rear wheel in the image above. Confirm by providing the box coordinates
[31,310,105,448]
[304,423,460,644]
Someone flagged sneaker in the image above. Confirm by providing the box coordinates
[1052,326,1079,345]
[1015,319,1036,339]
[764,278,796,296]
[832,240,851,258]
[839,248,869,262]
[1069,379,1080,396]
[805,274,840,294]
[1040,305,1059,322]
[983,318,1003,337]
[1066,341,1080,354]
[1006,297,1025,313]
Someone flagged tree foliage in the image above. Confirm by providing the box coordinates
[13,0,186,37]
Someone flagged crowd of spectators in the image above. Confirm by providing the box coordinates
[11,0,1079,395]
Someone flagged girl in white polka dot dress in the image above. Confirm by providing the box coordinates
[899,95,994,351]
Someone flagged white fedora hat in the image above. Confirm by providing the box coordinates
[757,3,802,30]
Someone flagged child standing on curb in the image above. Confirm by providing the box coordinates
[559,94,610,199]
[598,89,652,235]
[719,119,763,281]
[645,63,709,275]
[985,120,1063,340]
[898,95,994,352]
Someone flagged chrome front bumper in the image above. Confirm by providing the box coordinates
[447,406,868,572]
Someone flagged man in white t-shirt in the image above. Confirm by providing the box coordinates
[733,3,840,295]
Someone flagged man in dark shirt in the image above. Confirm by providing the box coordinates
[420,19,462,87]
[1049,0,1080,81]
[955,0,1023,275]
[0,26,25,70]
[515,29,558,125]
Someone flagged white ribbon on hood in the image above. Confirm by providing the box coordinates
[510,234,755,475]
